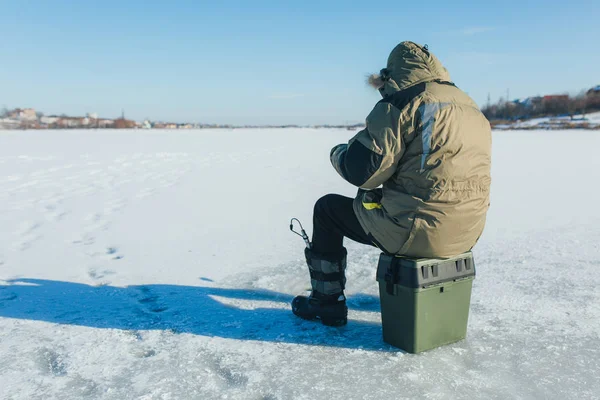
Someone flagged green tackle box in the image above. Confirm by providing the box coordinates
[376,252,476,353]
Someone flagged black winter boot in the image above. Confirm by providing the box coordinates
[292,292,348,326]
[292,248,348,327]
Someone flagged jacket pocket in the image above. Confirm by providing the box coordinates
[360,188,383,210]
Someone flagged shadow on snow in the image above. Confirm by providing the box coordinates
[0,279,396,352]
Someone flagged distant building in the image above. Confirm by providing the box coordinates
[9,108,37,121]
[584,85,600,110]
[587,85,600,96]
[56,117,80,128]
[0,118,20,129]
[98,119,115,128]
[113,118,136,129]
[40,116,60,125]
[517,96,542,108]
[542,95,569,102]
[540,95,570,116]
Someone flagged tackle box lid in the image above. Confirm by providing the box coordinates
[376,252,476,289]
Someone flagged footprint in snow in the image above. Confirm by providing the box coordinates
[35,347,68,376]
[87,268,116,280]
[0,292,18,302]
[106,247,124,260]
[136,286,169,313]
[71,233,96,246]
[86,268,115,287]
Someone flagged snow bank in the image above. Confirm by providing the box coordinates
[498,111,600,129]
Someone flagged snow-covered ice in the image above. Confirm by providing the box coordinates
[0,128,599,399]
[496,110,600,130]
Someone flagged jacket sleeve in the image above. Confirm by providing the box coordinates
[330,101,403,189]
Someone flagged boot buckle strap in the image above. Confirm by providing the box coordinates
[309,270,344,282]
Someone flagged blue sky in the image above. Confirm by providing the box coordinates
[1,0,599,125]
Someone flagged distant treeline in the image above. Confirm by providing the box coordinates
[482,91,600,121]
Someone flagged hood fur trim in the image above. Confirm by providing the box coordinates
[367,73,385,90]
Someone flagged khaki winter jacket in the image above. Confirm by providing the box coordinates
[331,41,491,258]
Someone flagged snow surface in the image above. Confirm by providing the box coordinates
[498,111,600,129]
[0,128,599,399]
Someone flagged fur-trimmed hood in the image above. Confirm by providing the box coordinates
[368,41,451,97]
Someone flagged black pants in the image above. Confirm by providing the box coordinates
[312,194,374,255]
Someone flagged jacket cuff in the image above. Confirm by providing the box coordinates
[330,144,347,171]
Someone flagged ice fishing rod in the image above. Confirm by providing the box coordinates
[289,218,312,249]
